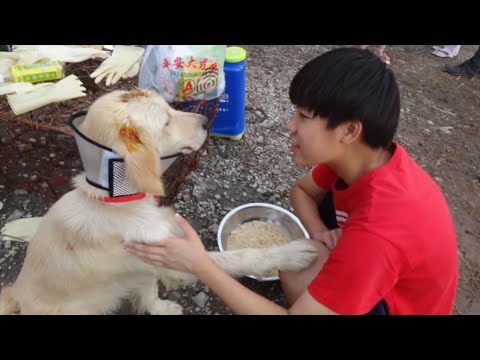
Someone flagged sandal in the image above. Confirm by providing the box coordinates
[431,46,460,58]
[432,49,452,58]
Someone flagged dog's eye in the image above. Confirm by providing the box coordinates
[165,121,170,126]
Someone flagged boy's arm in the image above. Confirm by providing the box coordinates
[290,169,330,236]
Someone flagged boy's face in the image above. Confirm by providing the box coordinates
[286,107,346,166]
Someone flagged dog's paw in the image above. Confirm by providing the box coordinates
[148,299,183,315]
[268,239,318,272]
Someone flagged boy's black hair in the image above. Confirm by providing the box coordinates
[289,47,400,149]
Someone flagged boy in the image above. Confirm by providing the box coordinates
[125,47,458,315]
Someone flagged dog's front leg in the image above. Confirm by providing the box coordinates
[207,239,317,278]
[131,277,183,315]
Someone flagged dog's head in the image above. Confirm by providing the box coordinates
[79,89,208,196]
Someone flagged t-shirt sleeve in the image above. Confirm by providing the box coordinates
[307,225,408,314]
[311,164,337,190]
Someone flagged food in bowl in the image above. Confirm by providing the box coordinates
[226,220,290,278]
[226,220,290,250]
[217,203,310,281]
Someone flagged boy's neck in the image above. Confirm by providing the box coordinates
[330,143,393,186]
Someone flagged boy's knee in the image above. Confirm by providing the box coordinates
[280,241,330,305]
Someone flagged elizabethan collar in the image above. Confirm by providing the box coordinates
[69,111,180,198]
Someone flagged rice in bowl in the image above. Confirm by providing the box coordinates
[217,203,310,281]
[226,220,290,278]
[226,220,290,250]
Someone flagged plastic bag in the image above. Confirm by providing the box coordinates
[138,45,226,103]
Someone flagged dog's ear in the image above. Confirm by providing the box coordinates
[116,123,165,196]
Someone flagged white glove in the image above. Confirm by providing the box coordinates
[121,56,143,79]
[65,45,105,50]
[0,81,54,96]
[0,217,43,242]
[90,45,145,86]
[12,45,109,63]
[0,50,48,81]
[7,74,86,115]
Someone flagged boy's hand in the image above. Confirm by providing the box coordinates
[312,228,342,250]
[124,213,209,274]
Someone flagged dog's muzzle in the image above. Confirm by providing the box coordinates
[69,111,180,198]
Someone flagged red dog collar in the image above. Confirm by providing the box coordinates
[97,193,147,203]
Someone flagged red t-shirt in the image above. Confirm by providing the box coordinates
[308,142,458,314]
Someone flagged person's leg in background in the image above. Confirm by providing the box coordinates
[373,45,390,64]
[358,45,390,64]
[444,46,480,78]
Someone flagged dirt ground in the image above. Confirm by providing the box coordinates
[0,45,479,315]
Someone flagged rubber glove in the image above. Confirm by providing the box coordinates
[12,45,109,63]
[90,45,145,86]
[7,74,86,115]
[65,45,105,50]
[0,81,54,96]
[121,56,143,79]
[0,217,43,242]
[0,50,48,81]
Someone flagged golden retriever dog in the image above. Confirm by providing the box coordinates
[0,89,316,315]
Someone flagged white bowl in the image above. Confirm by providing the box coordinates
[217,203,310,281]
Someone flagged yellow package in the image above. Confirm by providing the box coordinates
[11,61,64,83]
